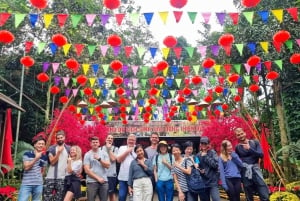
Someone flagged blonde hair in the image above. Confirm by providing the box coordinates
[220,140,231,162]
[71,145,82,161]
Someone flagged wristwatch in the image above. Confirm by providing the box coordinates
[98,157,101,162]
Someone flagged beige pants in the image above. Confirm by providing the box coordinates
[133,177,153,201]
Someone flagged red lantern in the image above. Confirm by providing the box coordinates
[95,106,102,113]
[170,105,178,112]
[20,56,35,67]
[192,76,202,85]
[148,87,159,96]
[183,87,192,96]
[154,76,165,85]
[191,111,197,116]
[122,120,128,125]
[266,71,279,80]
[249,84,260,92]
[187,116,193,122]
[169,111,175,117]
[148,97,157,105]
[233,95,241,102]
[37,72,49,83]
[29,0,48,9]
[116,87,125,96]
[143,112,151,119]
[107,34,122,47]
[50,86,60,94]
[170,0,187,8]
[59,96,68,104]
[119,106,126,113]
[215,86,224,93]
[177,96,185,103]
[0,30,15,44]
[163,36,177,47]
[89,97,97,104]
[218,34,234,47]
[247,55,261,66]
[273,30,291,44]
[52,34,67,47]
[100,120,106,125]
[103,0,121,10]
[202,58,215,68]
[204,95,213,103]
[119,97,127,105]
[120,113,127,119]
[145,106,152,113]
[228,74,240,83]
[222,103,229,110]
[110,60,123,71]
[290,53,300,64]
[113,76,123,86]
[241,0,261,7]
[65,58,79,71]
[83,87,93,96]
[77,75,88,85]
[165,117,171,123]
[157,61,169,71]
[98,113,104,119]
[144,118,150,123]
[68,105,76,112]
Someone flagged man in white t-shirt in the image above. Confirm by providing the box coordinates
[117,134,136,201]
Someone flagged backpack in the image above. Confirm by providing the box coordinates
[155,153,173,171]
[184,157,206,192]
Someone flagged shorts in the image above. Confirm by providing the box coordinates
[108,176,118,193]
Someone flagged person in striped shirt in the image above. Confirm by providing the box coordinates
[18,136,48,201]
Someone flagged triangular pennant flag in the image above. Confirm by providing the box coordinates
[42,62,50,72]
[102,64,109,75]
[115,13,125,25]
[223,64,231,74]
[137,47,146,58]
[209,77,217,85]
[201,12,211,24]
[284,40,293,51]
[74,44,85,57]
[140,90,146,98]
[247,42,256,54]
[244,63,251,74]
[192,65,200,75]
[82,64,90,75]
[257,10,269,23]
[37,42,46,54]
[184,47,194,58]
[286,7,298,22]
[158,11,169,24]
[133,90,139,98]
[92,64,99,75]
[25,41,34,53]
[218,76,225,85]
[149,78,155,87]
[122,65,129,75]
[242,11,254,25]
[143,12,154,25]
[216,12,226,25]
[230,88,237,95]
[169,90,175,98]
[141,79,147,88]
[274,60,282,70]
[175,79,182,87]
[170,65,179,76]
[57,14,69,27]
[89,77,96,87]
[49,43,58,55]
[132,65,139,76]
[161,47,170,59]
[63,44,72,56]
[113,46,121,56]
[63,77,70,86]
[29,14,39,27]
[132,78,139,88]
[124,46,133,58]
[149,47,157,58]
[100,45,109,56]
[130,13,139,25]
[187,12,197,24]
[173,11,183,23]
[95,89,101,96]
[228,12,239,25]
[182,65,190,75]
[271,9,283,23]
[86,14,97,26]
[142,66,148,76]
[210,45,220,56]
[173,47,182,59]
[15,14,26,28]
[0,13,11,26]
[273,41,282,52]
[152,66,158,76]
[234,64,241,74]
[235,44,244,56]
[52,63,60,74]
[87,45,96,56]
[98,78,105,87]
[256,63,262,72]
[214,65,221,75]
[264,61,272,71]
[260,42,269,53]
[106,79,112,87]
[72,78,77,86]
[197,46,207,58]
[53,76,61,86]
[65,88,71,97]
[70,14,82,28]
[243,75,250,84]
[166,78,174,87]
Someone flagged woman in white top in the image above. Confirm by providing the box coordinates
[63,145,83,201]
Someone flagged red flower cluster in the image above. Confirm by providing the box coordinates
[269,186,286,193]
[0,186,17,198]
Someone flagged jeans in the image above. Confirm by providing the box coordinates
[118,180,129,201]
[206,186,221,201]
[86,182,108,201]
[18,185,43,201]
[156,179,174,201]
[188,189,209,201]
[226,178,241,201]
[244,184,269,201]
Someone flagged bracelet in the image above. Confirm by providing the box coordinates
[98,158,101,162]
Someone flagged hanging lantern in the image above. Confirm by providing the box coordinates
[116,87,125,96]
[273,30,291,44]
[0,30,15,44]
[247,55,261,67]
[157,61,169,71]
[228,74,240,83]
[165,117,172,123]
[148,87,159,96]
[170,0,187,8]
[50,86,60,94]
[120,113,127,119]
[59,96,68,104]
[144,118,150,123]
[177,96,185,103]
[98,113,105,119]
[204,95,213,103]
[191,75,202,85]
[113,76,123,86]
[145,106,152,113]
[37,72,49,83]
[107,34,122,47]
[103,0,121,10]
[29,0,48,9]
[20,56,35,68]
[169,111,175,117]
[52,34,67,47]
[214,86,224,93]
[77,75,88,85]
[89,96,97,104]
[290,53,300,64]
[143,112,151,119]
[148,97,157,105]
[222,103,229,110]
[266,71,279,80]
[65,58,79,71]
[83,87,93,96]
[95,106,102,113]
[183,87,192,96]
[218,33,234,47]
[154,76,165,85]
[68,105,76,112]
[122,120,128,125]
[249,84,260,92]
[233,95,241,102]
[202,58,216,68]
[187,116,193,122]
[191,111,197,116]
[119,97,127,105]
[170,105,178,112]
[100,119,106,125]
[163,35,177,47]
[119,106,126,113]
[241,0,261,8]
[110,60,123,71]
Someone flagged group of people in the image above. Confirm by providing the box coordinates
[18,127,270,201]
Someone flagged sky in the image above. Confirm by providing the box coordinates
[135,0,238,46]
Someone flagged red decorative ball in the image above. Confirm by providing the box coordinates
[204,95,213,103]
[89,97,97,104]
[192,76,202,85]
[148,97,157,105]
[65,58,79,71]
[266,71,279,80]
[169,111,175,117]
[0,30,15,44]
[83,87,93,96]
[120,113,127,119]
[183,87,192,96]
[214,86,224,93]
[52,34,67,47]
[103,0,121,10]
[165,117,172,123]
[77,75,88,85]
[228,74,240,83]
[157,61,169,71]
[222,103,229,110]
[177,96,185,103]
[37,72,49,83]
[122,120,128,125]
[154,76,165,85]
[145,106,152,113]
[170,0,188,8]
[163,36,177,47]
[107,34,122,47]
[218,34,234,47]
[247,55,261,67]
[202,58,216,68]
[144,118,150,123]
[290,53,300,64]
[273,30,291,44]
[20,56,35,67]
[118,97,127,105]
[29,0,48,9]
[249,84,260,92]
[113,76,123,86]
[233,95,241,102]
[59,96,68,104]
[68,105,76,112]
[116,87,125,96]
[50,86,60,94]
[148,87,159,96]
[95,106,102,113]
[170,106,178,112]
[110,60,123,71]
[241,0,261,8]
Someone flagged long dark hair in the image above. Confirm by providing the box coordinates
[134,144,148,159]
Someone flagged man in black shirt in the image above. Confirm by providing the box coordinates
[234,128,269,201]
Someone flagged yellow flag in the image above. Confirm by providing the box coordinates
[63,44,72,56]
[161,48,170,59]
[260,42,269,53]
[271,9,283,23]
[139,107,144,113]
[89,77,96,87]
[159,11,169,24]
[214,65,221,75]
[156,90,161,97]
[95,89,101,97]
[44,14,54,29]
[82,64,90,75]
[108,115,113,121]
[163,67,169,76]
[89,107,94,115]
[76,107,81,114]
[188,105,195,112]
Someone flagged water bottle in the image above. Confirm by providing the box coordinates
[129,193,134,201]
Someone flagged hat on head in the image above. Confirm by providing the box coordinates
[200,136,209,144]
[157,140,168,151]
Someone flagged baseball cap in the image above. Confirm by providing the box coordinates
[200,136,209,144]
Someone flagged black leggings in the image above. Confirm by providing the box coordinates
[226,177,241,201]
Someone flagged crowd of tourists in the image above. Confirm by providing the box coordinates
[18,127,270,201]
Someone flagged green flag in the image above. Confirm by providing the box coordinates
[15,14,26,28]
[71,14,82,28]
[187,12,197,24]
